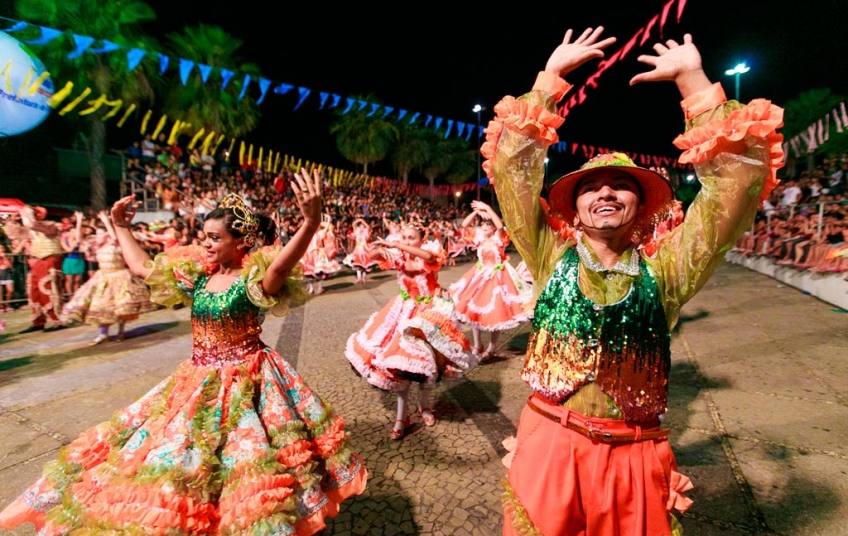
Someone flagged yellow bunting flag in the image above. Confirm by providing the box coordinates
[27,71,50,96]
[227,137,236,157]
[167,120,182,145]
[274,152,280,172]
[151,114,168,140]
[140,109,152,135]
[78,95,108,116]
[201,131,216,155]
[15,67,33,98]
[247,144,254,167]
[257,147,263,171]
[239,141,246,166]
[47,81,74,108]
[212,134,226,154]
[59,87,92,116]
[116,102,136,127]
[101,99,123,120]
[188,127,205,150]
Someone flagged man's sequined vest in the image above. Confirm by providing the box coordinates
[521,247,671,422]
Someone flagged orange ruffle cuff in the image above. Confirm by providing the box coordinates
[673,99,785,203]
[680,82,727,121]
[532,71,572,102]
[480,96,565,185]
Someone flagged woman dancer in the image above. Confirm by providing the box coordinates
[446,221,467,266]
[450,201,534,360]
[300,216,342,295]
[60,212,85,298]
[343,218,379,284]
[62,211,157,343]
[346,223,476,439]
[0,169,367,536]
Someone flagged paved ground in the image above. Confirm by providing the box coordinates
[1,258,847,535]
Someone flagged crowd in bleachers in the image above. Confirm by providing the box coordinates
[734,153,848,276]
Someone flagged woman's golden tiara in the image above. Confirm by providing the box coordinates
[219,194,259,246]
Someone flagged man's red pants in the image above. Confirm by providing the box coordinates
[504,395,691,536]
[27,255,63,328]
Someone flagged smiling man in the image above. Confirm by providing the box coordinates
[482,27,784,535]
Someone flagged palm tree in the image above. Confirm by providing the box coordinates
[782,88,847,162]
[421,133,455,198]
[329,94,398,174]
[390,123,430,185]
[17,0,159,210]
[163,24,261,140]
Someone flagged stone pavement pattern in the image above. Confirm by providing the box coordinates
[0,260,847,535]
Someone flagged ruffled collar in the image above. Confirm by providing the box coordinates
[576,239,640,276]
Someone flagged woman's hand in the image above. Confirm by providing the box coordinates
[110,196,139,228]
[629,34,712,98]
[545,27,616,79]
[291,167,323,228]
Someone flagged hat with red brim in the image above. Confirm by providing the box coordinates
[548,152,673,226]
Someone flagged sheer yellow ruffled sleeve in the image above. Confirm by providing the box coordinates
[241,246,306,317]
[484,72,574,291]
[143,245,207,308]
[647,83,785,328]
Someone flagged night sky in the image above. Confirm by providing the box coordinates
[4,0,848,183]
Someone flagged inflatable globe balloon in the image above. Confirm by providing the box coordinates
[0,30,54,137]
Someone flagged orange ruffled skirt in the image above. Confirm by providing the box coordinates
[0,347,367,535]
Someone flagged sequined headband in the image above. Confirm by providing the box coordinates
[219,194,259,246]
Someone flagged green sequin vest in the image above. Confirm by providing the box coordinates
[521,247,671,422]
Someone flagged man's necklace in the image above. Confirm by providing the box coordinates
[576,240,640,276]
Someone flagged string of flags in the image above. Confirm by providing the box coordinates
[1,12,691,171]
[785,101,848,157]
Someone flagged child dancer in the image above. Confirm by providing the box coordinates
[343,218,379,284]
[0,169,367,535]
[300,216,342,295]
[345,223,476,439]
[62,211,157,343]
[450,201,534,360]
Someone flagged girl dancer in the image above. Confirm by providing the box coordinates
[345,223,476,439]
[300,216,342,295]
[343,218,379,284]
[450,201,534,360]
[446,221,467,266]
[0,169,367,536]
[62,211,157,343]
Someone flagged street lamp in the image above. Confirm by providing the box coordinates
[472,104,484,200]
[724,62,750,101]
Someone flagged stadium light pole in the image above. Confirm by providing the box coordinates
[724,62,750,101]
[473,104,483,200]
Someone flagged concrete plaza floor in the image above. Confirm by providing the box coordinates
[0,259,846,535]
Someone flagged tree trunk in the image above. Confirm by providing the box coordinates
[87,115,107,211]
[428,176,435,199]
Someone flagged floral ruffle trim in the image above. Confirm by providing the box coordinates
[639,200,685,258]
[143,245,207,308]
[242,246,306,317]
[480,96,565,186]
[538,198,578,242]
[673,99,785,204]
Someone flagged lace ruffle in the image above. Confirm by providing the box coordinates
[241,246,306,317]
[674,99,784,203]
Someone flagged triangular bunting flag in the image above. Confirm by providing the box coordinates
[434,117,443,131]
[89,40,120,54]
[198,64,212,83]
[127,48,145,72]
[444,119,453,138]
[478,125,485,138]
[158,53,169,75]
[330,94,341,108]
[274,83,293,95]
[294,87,311,110]
[257,78,271,104]
[25,26,63,45]
[357,100,368,111]
[367,103,380,117]
[397,109,407,122]
[319,92,329,109]
[67,34,96,59]
[237,74,251,100]
[409,112,420,124]
[179,58,194,85]
[381,106,394,119]
[424,115,433,127]
[3,21,27,32]
[456,122,465,138]
[220,69,234,91]
[342,97,355,114]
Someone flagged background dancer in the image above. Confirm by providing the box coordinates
[450,201,533,360]
[0,169,367,536]
[485,27,783,535]
[60,212,85,299]
[62,211,157,344]
[343,217,379,284]
[300,215,342,295]
[19,206,66,333]
[345,222,475,439]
